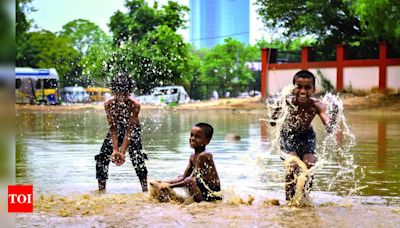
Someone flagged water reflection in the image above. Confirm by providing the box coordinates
[16,109,400,203]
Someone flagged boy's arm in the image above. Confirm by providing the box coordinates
[269,107,282,126]
[168,156,194,187]
[120,100,140,156]
[316,100,336,133]
[105,102,121,164]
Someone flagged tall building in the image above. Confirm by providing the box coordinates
[189,0,250,49]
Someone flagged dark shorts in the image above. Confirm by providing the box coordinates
[95,124,148,180]
[196,178,222,202]
[280,127,316,159]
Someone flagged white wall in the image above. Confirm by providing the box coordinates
[343,67,379,90]
[387,66,400,89]
[267,68,337,95]
[308,68,337,92]
[267,66,398,95]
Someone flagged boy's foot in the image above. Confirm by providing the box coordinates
[98,179,106,192]
[140,178,148,192]
[91,189,106,194]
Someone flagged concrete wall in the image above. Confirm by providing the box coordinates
[344,67,379,90]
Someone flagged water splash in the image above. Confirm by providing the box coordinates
[319,93,363,195]
[263,85,295,156]
[264,90,363,201]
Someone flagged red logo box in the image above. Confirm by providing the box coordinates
[8,185,33,213]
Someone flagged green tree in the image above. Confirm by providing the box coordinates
[255,0,362,49]
[109,0,188,45]
[17,30,81,86]
[201,38,254,96]
[59,19,110,56]
[351,0,400,45]
[16,0,34,64]
[107,25,190,95]
[59,19,112,86]
[80,39,113,83]
[105,0,191,94]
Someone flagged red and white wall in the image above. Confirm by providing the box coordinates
[261,43,400,97]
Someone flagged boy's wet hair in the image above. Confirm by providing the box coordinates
[111,72,133,93]
[293,70,315,86]
[195,123,214,140]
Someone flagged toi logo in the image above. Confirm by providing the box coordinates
[8,185,33,213]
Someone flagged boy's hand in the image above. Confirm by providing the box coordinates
[111,151,125,166]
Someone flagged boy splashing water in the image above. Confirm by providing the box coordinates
[153,123,222,203]
[270,70,338,205]
[95,72,148,193]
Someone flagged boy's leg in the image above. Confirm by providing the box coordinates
[129,128,149,192]
[184,177,203,202]
[95,137,113,192]
[285,155,300,201]
[302,153,317,193]
[129,153,148,192]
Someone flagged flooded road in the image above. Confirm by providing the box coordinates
[15,108,400,226]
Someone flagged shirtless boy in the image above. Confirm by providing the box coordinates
[270,70,337,201]
[162,123,222,202]
[95,72,148,192]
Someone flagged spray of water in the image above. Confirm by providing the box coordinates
[263,85,296,156]
[319,93,364,195]
[264,89,363,204]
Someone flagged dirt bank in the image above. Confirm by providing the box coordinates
[15,93,400,113]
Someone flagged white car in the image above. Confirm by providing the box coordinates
[136,86,190,105]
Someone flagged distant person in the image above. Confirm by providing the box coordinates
[158,123,222,202]
[212,90,219,100]
[270,70,338,201]
[94,72,148,193]
[225,91,230,98]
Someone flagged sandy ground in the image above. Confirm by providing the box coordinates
[15,193,400,227]
[15,93,400,113]
[14,93,400,227]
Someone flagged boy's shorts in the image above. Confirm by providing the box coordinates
[95,124,147,180]
[280,127,316,159]
[196,178,222,202]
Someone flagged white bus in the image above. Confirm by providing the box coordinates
[15,67,60,105]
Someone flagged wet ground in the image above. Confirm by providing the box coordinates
[15,106,400,227]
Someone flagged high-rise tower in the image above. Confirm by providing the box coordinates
[189,0,250,49]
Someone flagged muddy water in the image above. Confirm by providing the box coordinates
[15,108,400,227]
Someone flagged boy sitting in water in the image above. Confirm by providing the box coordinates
[270,70,338,201]
[158,123,222,202]
[94,72,148,193]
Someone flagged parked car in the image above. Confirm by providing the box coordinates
[61,86,90,103]
[136,86,190,105]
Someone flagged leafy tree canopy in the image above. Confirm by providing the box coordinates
[350,0,400,44]
[109,0,189,45]
[106,25,190,95]
[256,0,362,47]
[17,30,81,86]
[255,0,400,48]
[16,0,34,63]
[59,19,110,55]
[201,38,254,92]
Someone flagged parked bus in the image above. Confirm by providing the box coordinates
[15,67,60,105]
